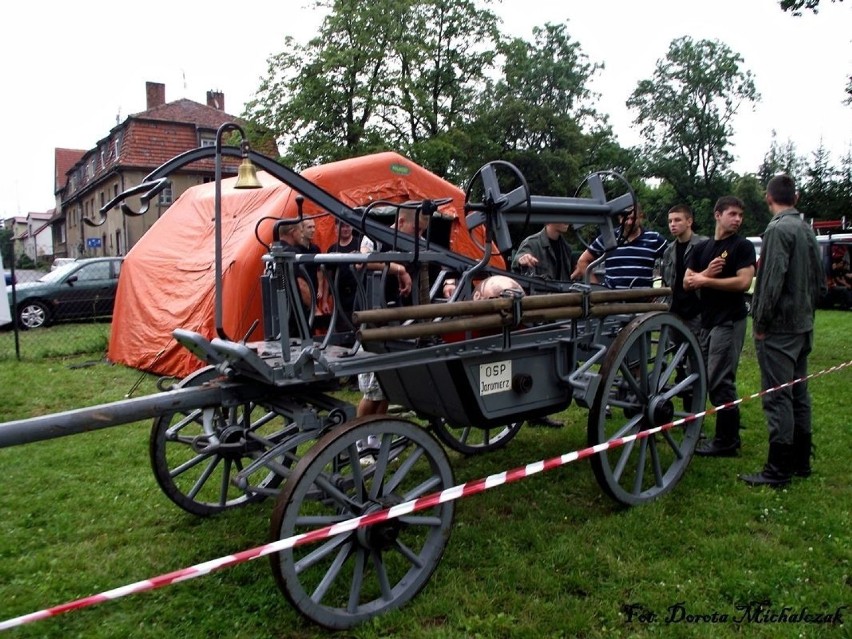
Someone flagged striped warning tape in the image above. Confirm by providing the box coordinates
[1,359,849,632]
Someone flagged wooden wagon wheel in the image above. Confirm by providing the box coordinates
[149,366,297,516]
[269,416,454,629]
[430,417,522,455]
[587,312,706,506]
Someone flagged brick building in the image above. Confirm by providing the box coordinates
[53,81,251,258]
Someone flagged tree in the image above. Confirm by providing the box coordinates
[244,0,502,174]
[757,130,805,186]
[0,228,12,266]
[799,142,838,219]
[461,22,621,195]
[626,37,759,201]
[244,1,405,168]
[779,0,844,15]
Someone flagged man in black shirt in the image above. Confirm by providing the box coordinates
[327,222,361,325]
[299,217,327,312]
[661,204,706,332]
[685,196,756,457]
[661,204,707,410]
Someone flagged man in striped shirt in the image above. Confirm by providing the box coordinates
[571,205,667,288]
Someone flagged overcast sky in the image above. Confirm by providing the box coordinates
[1,0,849,217]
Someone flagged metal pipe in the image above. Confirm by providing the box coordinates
[358,302,668,342]
[358,313,513,342]
[354,288,671,324]
[0,385,224,448]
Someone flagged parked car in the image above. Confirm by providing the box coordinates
[6,257,124,329]
[818,233,852,310]
[747,233,852,311]
[50,257,77,271]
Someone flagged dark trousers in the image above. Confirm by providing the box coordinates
[699,318,746,407]
[755,331,813,445]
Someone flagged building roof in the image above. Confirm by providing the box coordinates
[61,97,241,201]
[131,98,237,128]
[55,148,86,193]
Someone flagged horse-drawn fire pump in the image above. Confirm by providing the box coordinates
[0,125,706,629]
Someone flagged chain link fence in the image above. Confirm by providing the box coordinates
[2,260,115,361]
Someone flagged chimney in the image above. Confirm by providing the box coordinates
[207,90,225,112]
[146,82,166,109]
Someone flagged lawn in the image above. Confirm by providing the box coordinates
[0,312,849,638]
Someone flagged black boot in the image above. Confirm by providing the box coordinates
[739,443,793,488]
[792,431,814,478]
[695,407,741,457]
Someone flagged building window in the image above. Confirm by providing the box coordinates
[159,183,173,205]
[200,132,216,147]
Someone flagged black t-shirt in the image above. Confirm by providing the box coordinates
[301,242,321,293]
[328,237,360,295]
[687,235,756,328]
[671,241,701,319]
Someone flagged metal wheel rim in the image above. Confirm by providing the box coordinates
[19,303,47,329]
[430,418,522,455]
[588,312,706,506]
[269,417,454,629]
[149,366,293,516]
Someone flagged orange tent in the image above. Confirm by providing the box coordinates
[108,151,502,378]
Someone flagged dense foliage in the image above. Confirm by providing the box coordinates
[243,0,851,236]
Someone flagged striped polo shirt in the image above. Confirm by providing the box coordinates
[588,229,667,289]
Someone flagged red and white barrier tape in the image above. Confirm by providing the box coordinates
[1,359,849,632]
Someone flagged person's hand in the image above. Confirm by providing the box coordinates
[705,256,725,278]
[754,331,765,341]
[397,268,412,296]
[442,279,456,298]
[517,254,539,268]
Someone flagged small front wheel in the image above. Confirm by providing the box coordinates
[149,367,294,516]
[430,418,522,455]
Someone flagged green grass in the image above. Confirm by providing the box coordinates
[0,322,111,360]
[0,312,849,638]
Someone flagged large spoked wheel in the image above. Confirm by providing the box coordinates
[269,417,454,629]
[150,366,296,516]
[430,418,522,456]
[588,312,706,506]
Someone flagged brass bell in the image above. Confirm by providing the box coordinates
[234,157,262,189]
